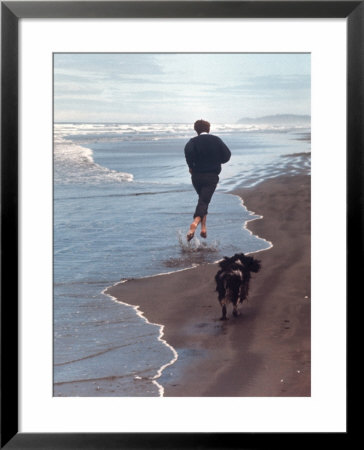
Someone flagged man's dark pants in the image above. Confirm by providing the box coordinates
[191,172,219,219]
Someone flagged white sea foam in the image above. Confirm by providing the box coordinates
[177,230,219,254]
[235,195,274,254]
[54,122,310,145]
[102,282,178,397]
[54,138,133,185]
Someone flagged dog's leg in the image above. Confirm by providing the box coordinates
[233,304,239,317]
[219,297,228,320]
[220,304,228,321]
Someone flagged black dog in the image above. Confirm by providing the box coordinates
[215,253,261,320]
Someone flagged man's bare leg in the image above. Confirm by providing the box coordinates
[200,215,207,238]
[187,216,201,241]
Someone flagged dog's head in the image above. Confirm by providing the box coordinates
[235,253,261,273]
[218,253,261,274]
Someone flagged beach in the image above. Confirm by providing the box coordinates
[106,172,311,397]
[54,123,310,397]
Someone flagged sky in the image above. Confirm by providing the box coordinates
[54,53,310,123]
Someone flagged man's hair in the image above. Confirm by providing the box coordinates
[194,119,210,135]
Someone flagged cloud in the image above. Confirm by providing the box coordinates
[54,53,164,78]
[216,74,310,94]
[53,53,310,123]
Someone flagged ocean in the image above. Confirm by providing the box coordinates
[53,122,310,396]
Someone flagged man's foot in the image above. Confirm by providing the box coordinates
[200,230,207,238]
[187,219,200,241]
[187,230,195,241]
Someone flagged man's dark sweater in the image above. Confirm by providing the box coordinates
[184,133,231,174]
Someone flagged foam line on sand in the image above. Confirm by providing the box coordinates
[102,282,178,397]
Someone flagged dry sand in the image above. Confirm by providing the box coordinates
[107,174,311,396]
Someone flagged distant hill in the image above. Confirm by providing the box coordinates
[237,114,310,126]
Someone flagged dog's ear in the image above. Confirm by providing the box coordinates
[219,256,231,271]
[215,270,226,300]
[249,257,261,273]
[215,270,222,283]
[240,255,261,273]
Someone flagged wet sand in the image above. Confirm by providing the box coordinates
[106,173,311,396]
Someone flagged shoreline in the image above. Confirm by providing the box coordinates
[106,172,311,396]
[102,282,179,397]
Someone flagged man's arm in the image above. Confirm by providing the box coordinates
[219,138,231,164]
[184,140,195,171]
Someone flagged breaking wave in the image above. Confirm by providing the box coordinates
[54,139,133,185]
[54,121,310,145]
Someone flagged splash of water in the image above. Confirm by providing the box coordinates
[177,230,219,254]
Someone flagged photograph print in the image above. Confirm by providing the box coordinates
[53,53,311,397]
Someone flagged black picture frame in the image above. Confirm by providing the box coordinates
[1,1,359,448]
